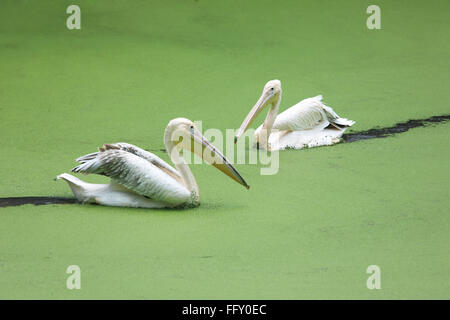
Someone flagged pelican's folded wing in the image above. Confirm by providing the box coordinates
[76,142,182,183]
[72,149,190,206]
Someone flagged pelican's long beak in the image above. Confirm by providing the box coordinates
[235,90,274,143]
[188,128,250,189]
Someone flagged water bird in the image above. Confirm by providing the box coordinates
[235,80,355,151]
[58,118,249,208]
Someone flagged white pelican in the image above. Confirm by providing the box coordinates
[57,118,249,208]
[235,80,355,151]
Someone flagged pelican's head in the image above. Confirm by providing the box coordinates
[263,79,282,99]
[235,79,282,143]
[165,118,249,189]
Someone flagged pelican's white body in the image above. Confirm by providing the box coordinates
[264,127,347,150]
[57,173,173,208]
[255,95,355,151]
[57,142,193,209]
[57,118,248,209]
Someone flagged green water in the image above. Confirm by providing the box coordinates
[0,0,449,299]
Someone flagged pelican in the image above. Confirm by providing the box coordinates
[57,118,249,208]
[235,80,355,151]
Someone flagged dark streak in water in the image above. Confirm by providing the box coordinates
[1,115,449,208]
[0,197,77,208]
[343,115,450,143]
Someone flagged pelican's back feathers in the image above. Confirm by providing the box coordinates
[273,95,328,131]
[273,95,355,131]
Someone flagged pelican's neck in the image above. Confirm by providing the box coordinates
[164,138,200,206]
[260,93,281,149]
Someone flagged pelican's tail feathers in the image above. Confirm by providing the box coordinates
[57,173,85,185]
[332,117,355,127]
[322,104,355,127]
[322,104,339,119]
[56,173,89,202]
